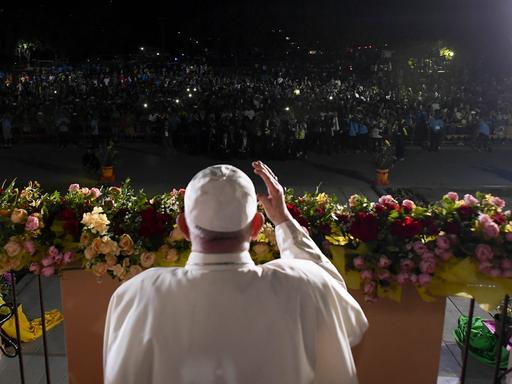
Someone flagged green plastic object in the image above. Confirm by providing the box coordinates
[454,315,509,369]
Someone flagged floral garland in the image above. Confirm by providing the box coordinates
[0,180,511,303]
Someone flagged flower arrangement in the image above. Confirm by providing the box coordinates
[373,140,395,170]
[0,180,511,305]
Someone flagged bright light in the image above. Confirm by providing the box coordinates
[139,46,144,51]
[285,107,290,111]
[439,47,455,60]
[188,93,193,98]
[54,90,57,94]
[293,89,300,96]
[186,88,190,92]
[285,36,290,40]
[329,96,333,100]
[308,50,317,55]
[143,103,148,108]
[193,87,197,92]
[156,52,160,56]
[175,99,180,103]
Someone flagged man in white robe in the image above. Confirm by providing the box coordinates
[103,161,368,384]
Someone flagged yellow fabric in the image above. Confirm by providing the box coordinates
[0,297,64,342]
[330,246,512,308]
[426,257,512,311]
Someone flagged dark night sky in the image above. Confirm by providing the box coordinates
[0,0,511,59]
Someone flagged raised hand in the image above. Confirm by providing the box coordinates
[252,161,292,226]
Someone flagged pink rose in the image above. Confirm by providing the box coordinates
[506,233,512,242]
[478,261,493,274]
[41,266,55,277]
[420,258,436,274]
[377,269,391,280]
[400,259,415,272]
[436,236,451,250]
[90,188,102,199]
[491,197,506,209]
[68,183,80,192]
[504,210,511,217]
[478,214,492,224]
[501,259,512,270]
[418,273,432,286]
[23,240,36,255]
[4,240,22,257]
[378,255,391,268]
[483,221,500,239]
[445,192,459,202]
[503,270,512,278]
[396,272,410,285]
[48,246,59,258]
[63,251,73,264]
[140,252,156,268]
[475,244,494,262]
[489,268,502,278]
[353,256,365,270]
[25,215,40,232]
[413,241,428,256]
[41,257,53,267]
[54,253,63,264]
[464,194,479,207]
[360,269,374,281]
[402,199,416,212]
[378,195,398,206]
[437,250,454,261]
[363,281,376,295]
[81,187,90,196]
[29,263,41,274]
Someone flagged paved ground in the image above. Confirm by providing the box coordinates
[0,142,511,383]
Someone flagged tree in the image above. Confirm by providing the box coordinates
[15,39,40,68]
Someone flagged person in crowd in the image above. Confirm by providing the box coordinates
[103,161,368,384]
[476,116,491,152]
[428,113,444,152]
[1,112,13,148]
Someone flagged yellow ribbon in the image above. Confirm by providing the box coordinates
[0,297,64,342]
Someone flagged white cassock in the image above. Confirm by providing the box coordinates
[103,219,369,384]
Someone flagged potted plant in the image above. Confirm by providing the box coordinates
[373,140,394,185]
[97,141,118,182]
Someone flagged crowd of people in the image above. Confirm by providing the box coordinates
[0,56,511,159]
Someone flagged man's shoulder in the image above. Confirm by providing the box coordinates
[112,267,184,298]
[261,258,335,288]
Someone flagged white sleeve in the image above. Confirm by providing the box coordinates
[103,288,153,384]
[275,218,347,290]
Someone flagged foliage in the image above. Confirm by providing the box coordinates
[373,140,395,170]
[97,141,118,167]
[0,181,511,304]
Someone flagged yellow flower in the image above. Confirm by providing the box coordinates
[81,207,110,235]
[316,193,329,206]
[169,226,186,242]
[253,243,270,255]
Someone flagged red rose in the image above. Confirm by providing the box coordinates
[58,207,77,221]
[141,207,156,221]
[287,203,309,228]
[457,205,474,220]
[391,216,423,239]
[443,221,460,235]
[374,204,386,214]
[349,212,378,242]
[63,220,80,238]
[315,207,325,216]
[492,213,507,225]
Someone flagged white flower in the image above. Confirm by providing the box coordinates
[81,207,110,235]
